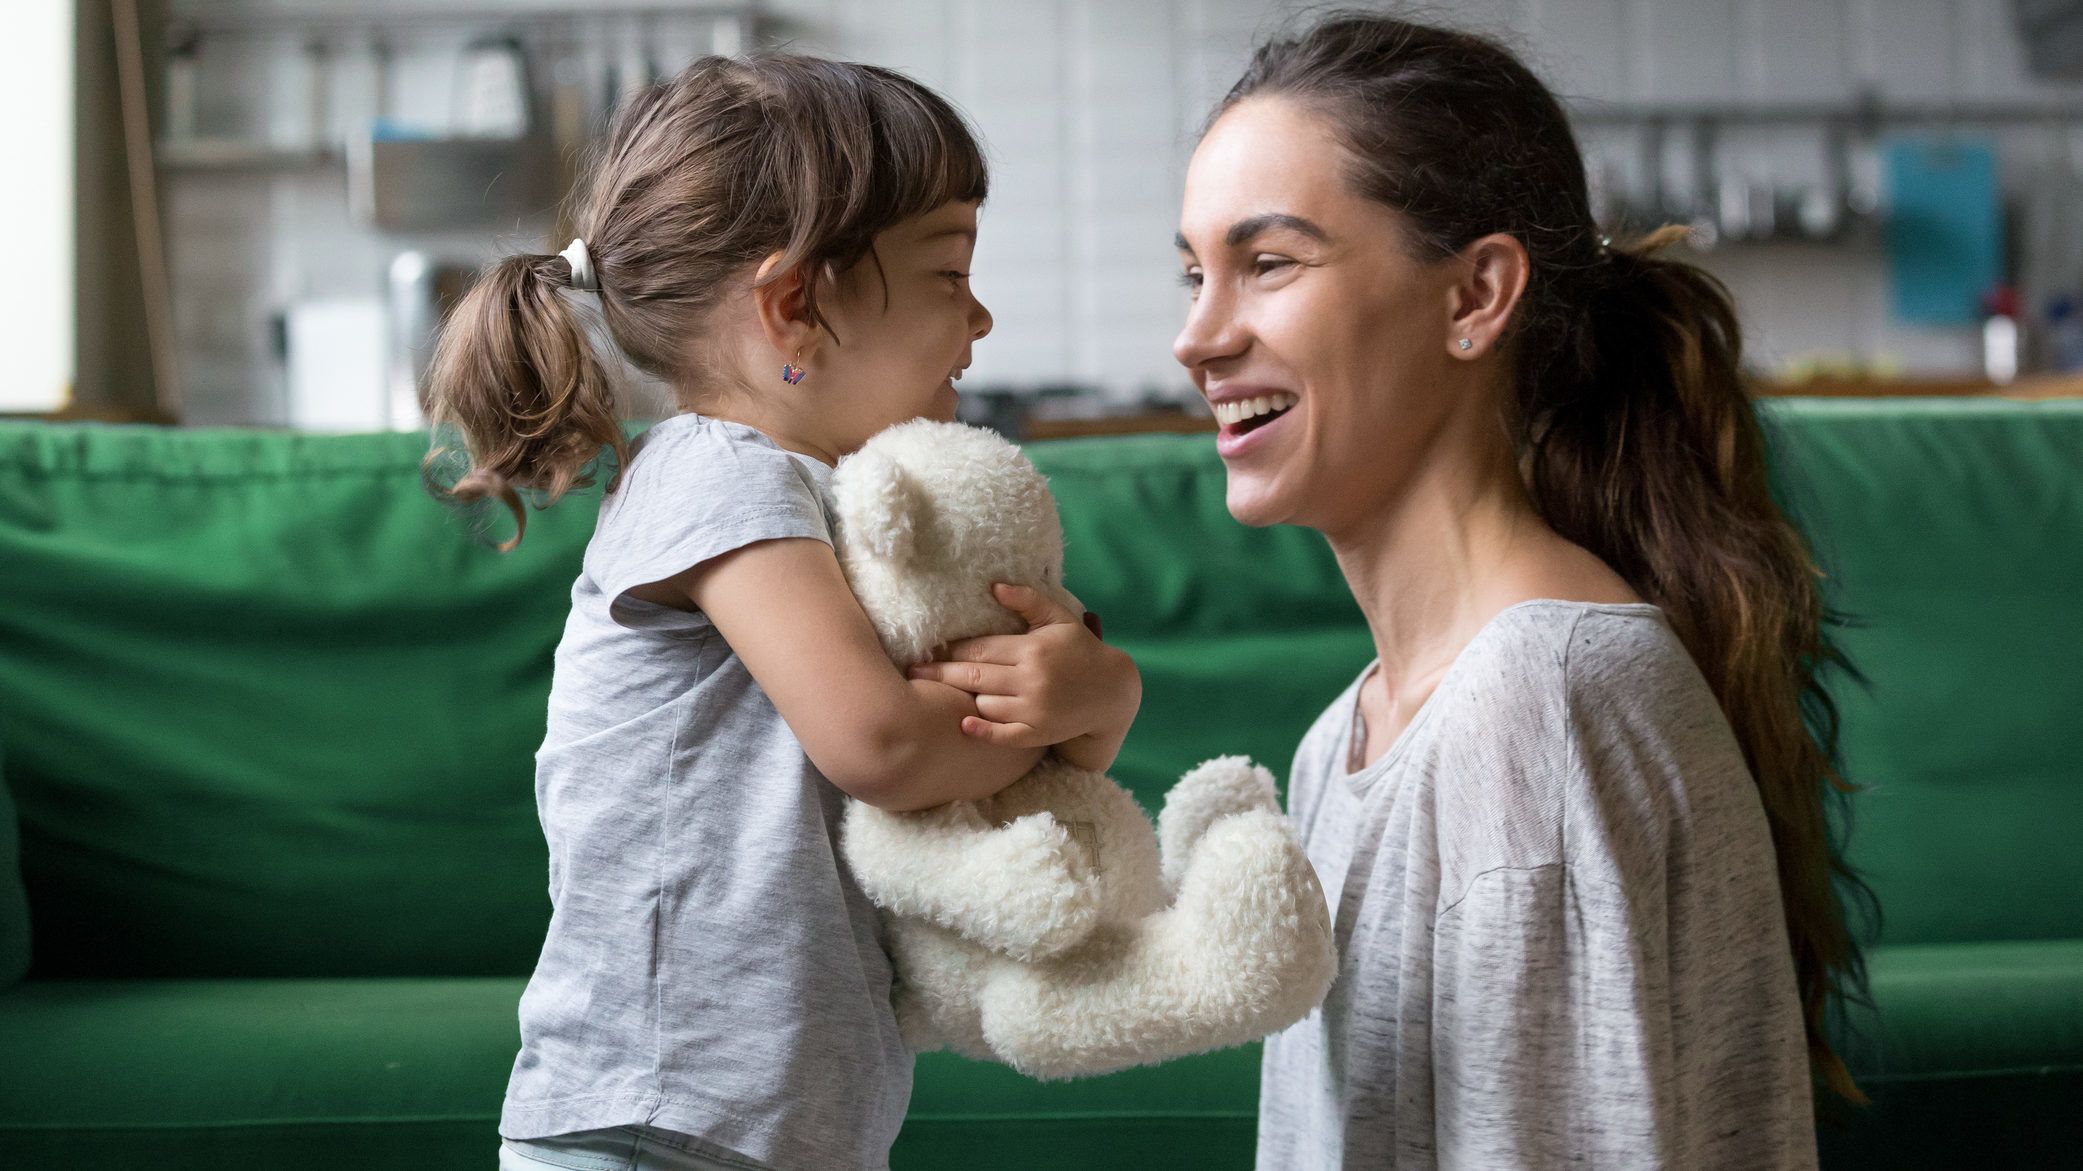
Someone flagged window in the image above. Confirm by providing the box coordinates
[1,0,73,412]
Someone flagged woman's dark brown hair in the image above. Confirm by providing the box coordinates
[1220,12,1874,1103]
[425,53,988,547]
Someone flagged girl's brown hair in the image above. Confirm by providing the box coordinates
[1221,12,1874,1103]
[425,53,988,547]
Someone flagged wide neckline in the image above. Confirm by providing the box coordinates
[1335,598,1665,792]
[634,412,836,480]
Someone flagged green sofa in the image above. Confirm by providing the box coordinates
[0,399,2077,1169]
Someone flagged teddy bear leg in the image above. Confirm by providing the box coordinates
[843,800,1105,961]
[889,918,995,1061]
[1156,756,1281,895]
[977,809,1334,1081]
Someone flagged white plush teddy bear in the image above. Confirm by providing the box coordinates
[830,419,1335,1081]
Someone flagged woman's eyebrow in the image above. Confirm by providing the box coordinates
[1175,213,1330,255]
[1226,213,1328,246]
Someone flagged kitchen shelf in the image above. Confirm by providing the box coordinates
[1569,97,2083,129]
[156,140,343,172]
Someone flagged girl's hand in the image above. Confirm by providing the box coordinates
[906,583,1142,774]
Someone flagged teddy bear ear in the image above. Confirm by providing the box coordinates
[838,448,925,565]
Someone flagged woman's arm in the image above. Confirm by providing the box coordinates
[1429,863,1815,1169]
[649,535,1046,811]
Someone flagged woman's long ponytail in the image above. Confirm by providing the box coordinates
[1533,225,1873,1105]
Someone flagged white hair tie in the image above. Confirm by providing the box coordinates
[558,237,597,292]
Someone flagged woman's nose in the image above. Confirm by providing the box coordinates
[1173,292,1243,373]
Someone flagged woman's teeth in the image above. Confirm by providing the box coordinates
[1212,393,1299,427]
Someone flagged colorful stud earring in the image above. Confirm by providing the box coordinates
[781,352,807,384]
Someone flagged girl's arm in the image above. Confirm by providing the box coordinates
[651,535,1047,811]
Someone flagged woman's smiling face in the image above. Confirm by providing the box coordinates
[1173,97,1474,533]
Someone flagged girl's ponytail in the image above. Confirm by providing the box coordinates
[1225,11,1876,1103]
[425,251,627,551]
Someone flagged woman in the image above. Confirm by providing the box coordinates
[1170,14,1870,1169]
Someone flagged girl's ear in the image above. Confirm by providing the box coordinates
[1446,232,1530,360]
[751,252,821,363]
[837,448,925,566]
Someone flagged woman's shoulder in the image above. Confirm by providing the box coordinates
[1435,600,1672,722]
[1448,599,1717,702]
[1426,600,1743,881]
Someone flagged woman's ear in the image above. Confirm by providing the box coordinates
[1446,232,1530,360]
[751,252,822,364]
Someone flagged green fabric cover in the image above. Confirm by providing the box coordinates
[0,428,598,977]
[0,731,29,986]
[0,943,2073,1168]
[0,423,1375,979]
[0,399,2079,1170]
[1820,940,2083,1168]
[1763,400,2083,945]
[0,978,1258,1169]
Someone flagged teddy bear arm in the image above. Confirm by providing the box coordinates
[844,801,1104,960]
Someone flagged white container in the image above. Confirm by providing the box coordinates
[286,298,389,432]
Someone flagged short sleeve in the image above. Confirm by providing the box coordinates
[585,421,832,631]
[1430,864,1682,1169]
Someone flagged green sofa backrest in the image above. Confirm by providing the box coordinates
[1766,400,2083,945]
[0,400,2077,977]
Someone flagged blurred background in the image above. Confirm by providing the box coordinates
[9,0,2083,434]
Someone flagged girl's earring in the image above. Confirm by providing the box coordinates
[1457,338,1473,352]
[781,351,808,385]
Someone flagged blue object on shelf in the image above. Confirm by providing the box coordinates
[1883,136,2003,326]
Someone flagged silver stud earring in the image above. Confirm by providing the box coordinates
[1458,338,1473,351]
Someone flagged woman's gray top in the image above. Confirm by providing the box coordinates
[1257,601,1817,1170]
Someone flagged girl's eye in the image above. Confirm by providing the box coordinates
[1177,269,1204,295]
[1253,255,1295,278]
[942,270,971,282]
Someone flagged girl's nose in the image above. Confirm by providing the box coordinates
[969,293,994,341]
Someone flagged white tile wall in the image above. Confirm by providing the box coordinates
[164,0,2078,423]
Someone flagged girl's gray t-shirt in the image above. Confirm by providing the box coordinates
[501,413,910,1171]
[1257,601,1817,1170]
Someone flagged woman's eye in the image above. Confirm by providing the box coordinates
[942,270,971,283]
[1177,269,1204,295]
[1253,255,1295,278]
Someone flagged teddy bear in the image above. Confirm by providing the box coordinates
[829,418,1335,1081]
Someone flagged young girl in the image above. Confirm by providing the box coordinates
[1171,14,1871,1169]
[425,55,1141,1171]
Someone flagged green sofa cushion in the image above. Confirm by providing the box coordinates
[0,423,1374,979]
[1,943,2073,1169]
[0,978,1259,1170]
[1821,940,2083,1168]
[1763,400,2083,944]
[0,428,600,977]
[0,730,28,986]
